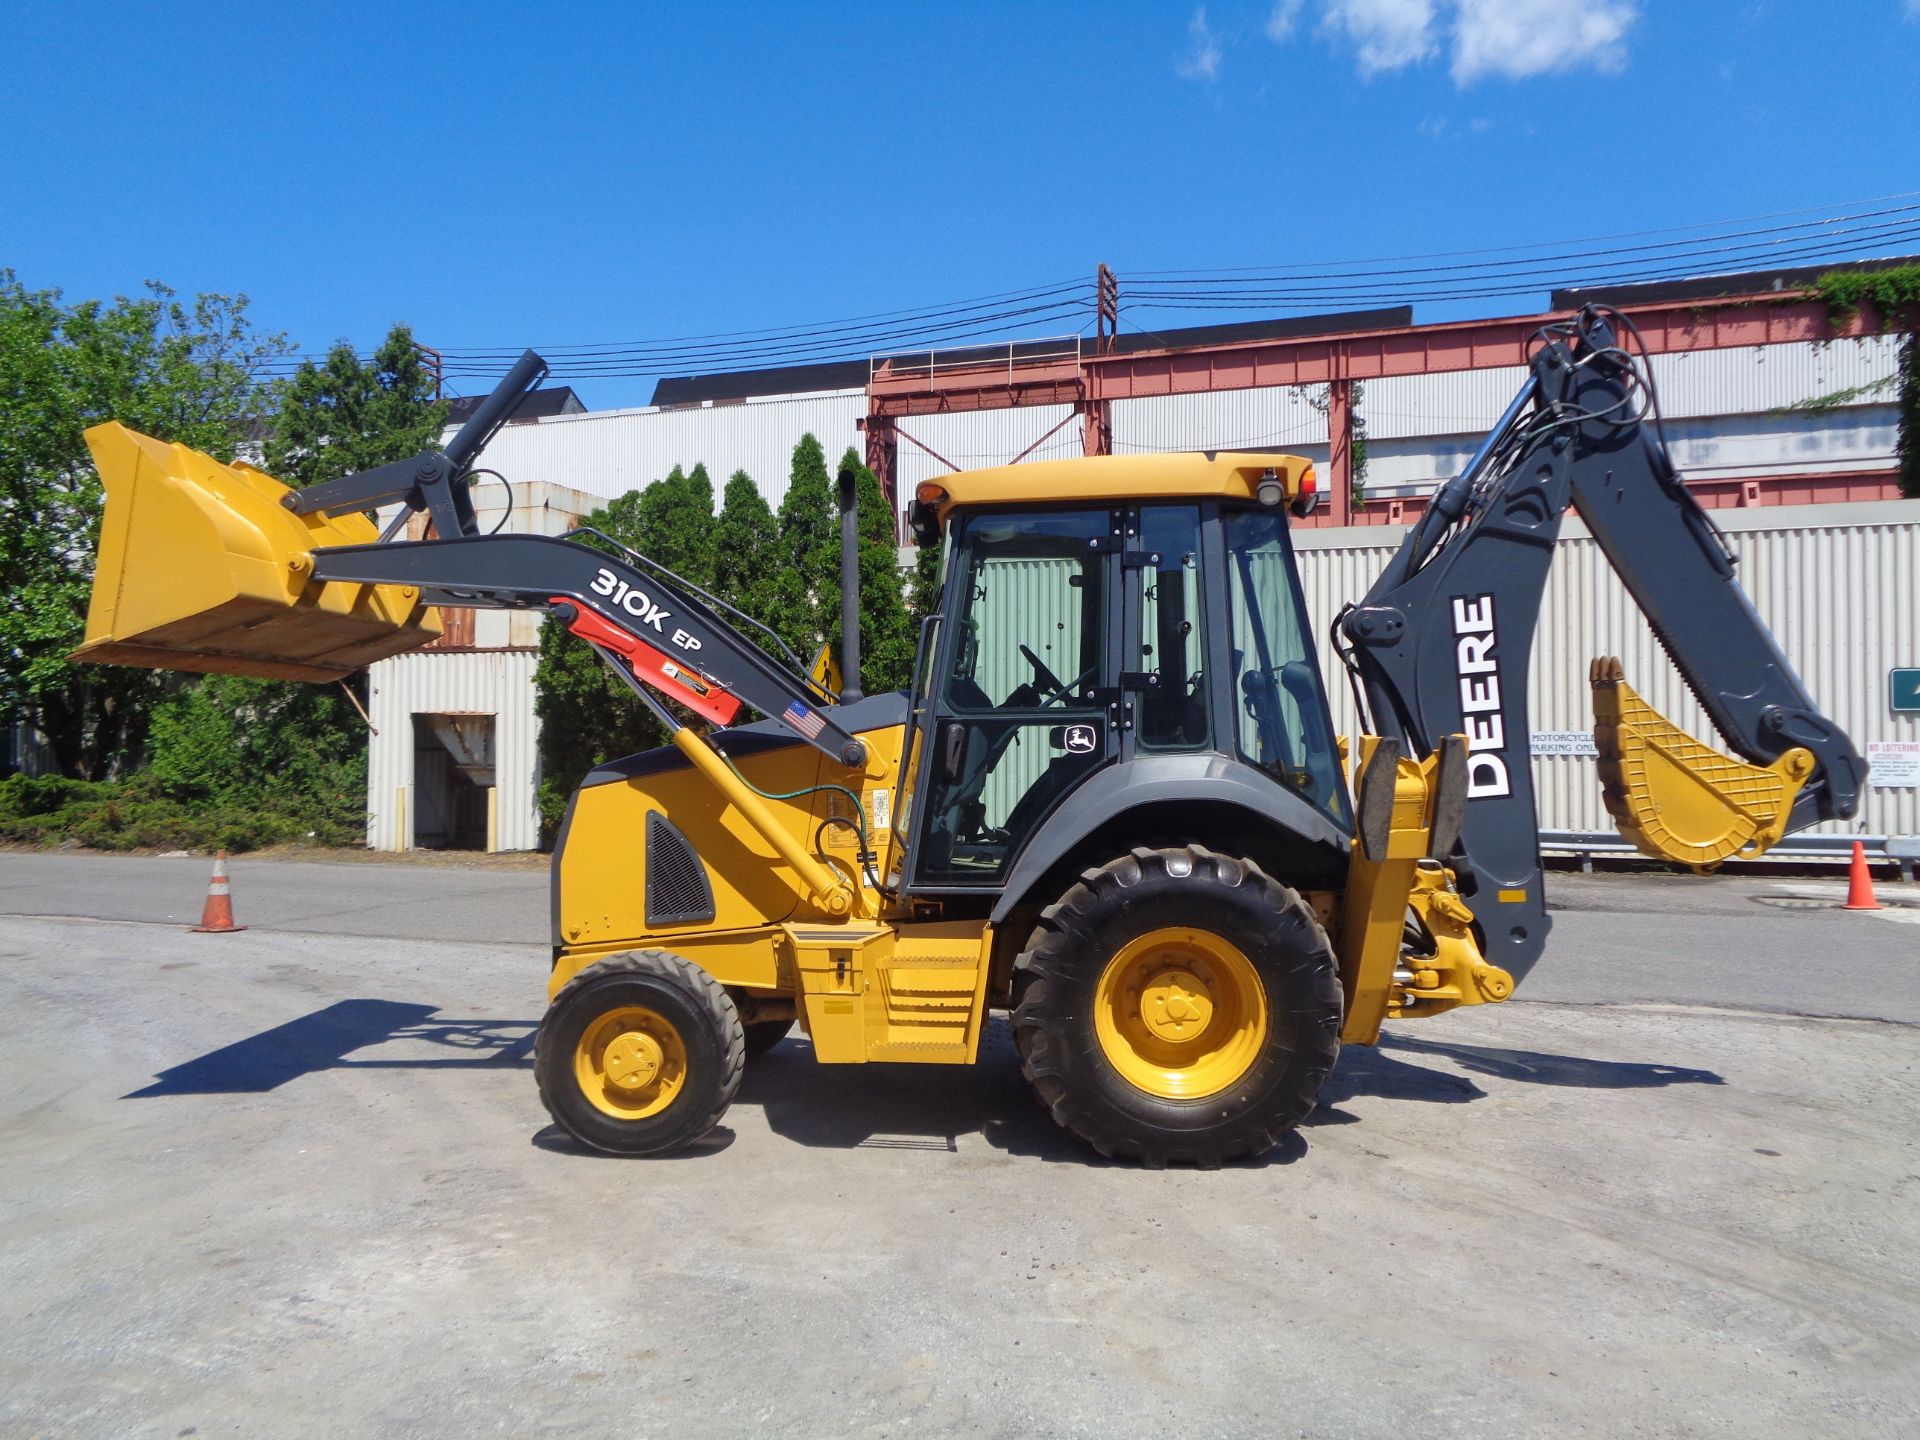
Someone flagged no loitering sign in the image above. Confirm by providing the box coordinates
[1867,741,1920,789]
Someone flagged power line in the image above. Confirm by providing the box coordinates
[1122,230,1920,312]
[1125,191,1920,276]
[1122,212,1920,298]
[249,195,1920,384]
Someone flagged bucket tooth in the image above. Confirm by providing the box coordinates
[1590,656,1812,871]
[71,423,440,682]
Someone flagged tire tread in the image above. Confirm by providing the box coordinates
[1010,845,1341,1165]
[535,949,745,1154]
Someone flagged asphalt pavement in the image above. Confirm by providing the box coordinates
[1,850,1916,1438]
[1,849,1911,1018]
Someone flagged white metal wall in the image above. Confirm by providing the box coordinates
[896,404,1083,495]
[455,390,867,509]
[1359,337,1903,439]
[1111,387,1331,456]
[364,480,593,851]
[367,650,543,852]
[450,337,1899,516]
[1294,498,1920,843]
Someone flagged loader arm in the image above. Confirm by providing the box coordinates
[265,349,865,770]
[1337,307,1865,981]
[305,532,868,770]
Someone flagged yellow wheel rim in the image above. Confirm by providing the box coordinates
[1094,927,1268,1099]
[574,1005,688,1119]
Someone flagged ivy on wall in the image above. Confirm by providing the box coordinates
[1812,265,1920,500]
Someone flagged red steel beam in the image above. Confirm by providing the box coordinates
[865,292,1880,422]
[1298,466,1902,530]
[1084,294,1874,400]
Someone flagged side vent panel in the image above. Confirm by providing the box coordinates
[645,810,716,928]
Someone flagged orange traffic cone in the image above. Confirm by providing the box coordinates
[190,849,247,932]
[1843,840,1881,912]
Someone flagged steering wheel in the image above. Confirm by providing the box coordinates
[1018,644,1064,694]
[1018,646,1096,709]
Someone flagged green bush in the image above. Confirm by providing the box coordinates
[0,771,364,852]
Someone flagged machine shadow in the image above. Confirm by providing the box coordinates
[123,998,537,1097]
[1379,1031,1724,1089]
[738,1025,1148,1165]
[1310,1031,1722,1125]
[530,1123,738,1160]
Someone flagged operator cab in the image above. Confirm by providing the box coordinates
[890,452,1348,894]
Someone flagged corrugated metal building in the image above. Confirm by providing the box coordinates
[365,481,598,853]
[457,335,1904,513]
[365,330,1913,853]
[1294,499,1920,850]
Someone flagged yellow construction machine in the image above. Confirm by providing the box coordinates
[75,310,1865,1164]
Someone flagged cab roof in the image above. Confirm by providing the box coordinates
[922,450,1317,528]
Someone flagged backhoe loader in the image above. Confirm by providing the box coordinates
[74,307,1865,1164]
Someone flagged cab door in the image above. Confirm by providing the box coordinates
[905,507,1120,888]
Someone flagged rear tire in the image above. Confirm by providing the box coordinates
[536,950,744,1156]
[1011,846,1342,1166]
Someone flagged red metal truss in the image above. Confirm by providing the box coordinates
[865,290,1891,530]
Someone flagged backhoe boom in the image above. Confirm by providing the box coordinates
[1339,308,1864,980]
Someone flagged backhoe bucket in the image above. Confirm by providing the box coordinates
[1589,657,1813,871]
[72,423,441,682]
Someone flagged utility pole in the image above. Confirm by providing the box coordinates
[1083,264,1119,456]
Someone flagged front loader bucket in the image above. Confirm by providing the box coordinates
[1589,657,1813,871]
[72,423,440,682]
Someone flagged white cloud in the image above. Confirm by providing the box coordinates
[1905,0,1920,19]
[1322,0,1438,74]
[1451,0,1637,83]
[1266,0,1306,41]
[1269,0,1639,85]
[1177,6,1223,81]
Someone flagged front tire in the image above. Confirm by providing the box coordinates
[535,950,744,1156]
[1011,846,1342,1166]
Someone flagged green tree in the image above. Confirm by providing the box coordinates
[834,448,914,694]
[146,674,367,836]
[767,434,836,657]
[910,537,943,621]
[263,324,446,488]
[533,466,725,838]
[0,273,286,778]
[225,322,454,828]
[533,491,652,837]
[712,469,783,639]
[635,462,718,588]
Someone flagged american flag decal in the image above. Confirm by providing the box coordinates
[783,701,826,740]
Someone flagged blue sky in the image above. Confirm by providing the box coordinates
[5,1,1918,407]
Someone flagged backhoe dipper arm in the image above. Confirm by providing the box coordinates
[1338,308,1864,982]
